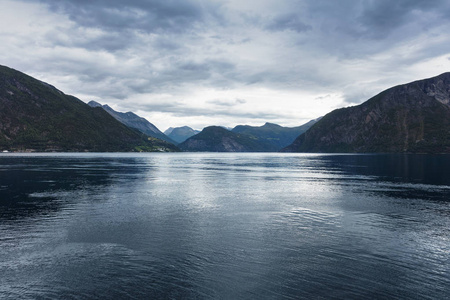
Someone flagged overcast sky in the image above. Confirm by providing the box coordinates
[1,0,450,131]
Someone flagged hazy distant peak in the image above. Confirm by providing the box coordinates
[164,127,174,135]
[262,122,282,128]
[165,126,200,144]
[88,100,102,107]
[178,126,194,131]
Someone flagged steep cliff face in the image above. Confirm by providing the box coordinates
[283,73,450,153]
[179,126,277,152]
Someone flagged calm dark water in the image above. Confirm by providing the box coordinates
[0,153,449,299]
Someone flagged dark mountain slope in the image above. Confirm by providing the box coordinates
[88,101,176,144]
[232,120,318,150]
[164,126,200,144]
[179,126,278,152]
[283,72,450,153]
[0,65,178,152]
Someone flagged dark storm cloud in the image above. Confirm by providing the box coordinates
[17,0,240,96]
[24,0,224,55]
[26,0,450,77]
[36,0,221,34]
[297,0,450,58]
[357,0,449,36]
[305,0,450,35]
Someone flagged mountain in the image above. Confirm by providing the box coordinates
[164,127,175,135]
[231,120,318,150]
[178,126,278,152]
[164,126,200,144]
[0,65,179,152]
[88,101,176,144]
[283,72,450,153]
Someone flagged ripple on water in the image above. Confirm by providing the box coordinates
[0,153,449,299]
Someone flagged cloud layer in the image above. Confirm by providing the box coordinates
[2,0,450,130]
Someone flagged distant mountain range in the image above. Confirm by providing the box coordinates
[283,72,450,153]
[0,65,178,152]
[2,64,449,153]
[232,121,318,150]
[179,126,278,152]
[178,121,318,152]
[88,101,176,144]
[164,126,200,144]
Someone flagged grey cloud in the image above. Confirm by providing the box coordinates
[314,95,332,101]
[207,98,247,107]
[44,28,135,52]
[29,0,450,91]
[34,0,222,34]
[151,59,237,91]
[43,23,187,55]
[153,37,182,51]
[341,89,378,107]
[358,0,448,37]
[135,103,288,120]
[305,0,449,37]
[27,53,239,100]
[137,59,234,92]
[298,0,450,59]
[7,0,450,128]
[119,99,284,121]
[265,13,311,33]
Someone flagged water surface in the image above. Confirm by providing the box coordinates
[0,153,449,299]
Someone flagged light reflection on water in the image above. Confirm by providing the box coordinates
[0,153,449,299]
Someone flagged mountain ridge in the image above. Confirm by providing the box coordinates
[232,119,318,150]
[164,126,200,144]
[283,72,450,153]
[179,126,278,152]
[87,101,176,144]
[0,65,178,152]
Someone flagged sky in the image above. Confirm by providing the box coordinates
[1,0,450,131]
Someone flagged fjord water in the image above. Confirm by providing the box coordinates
[0,153,449,299]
